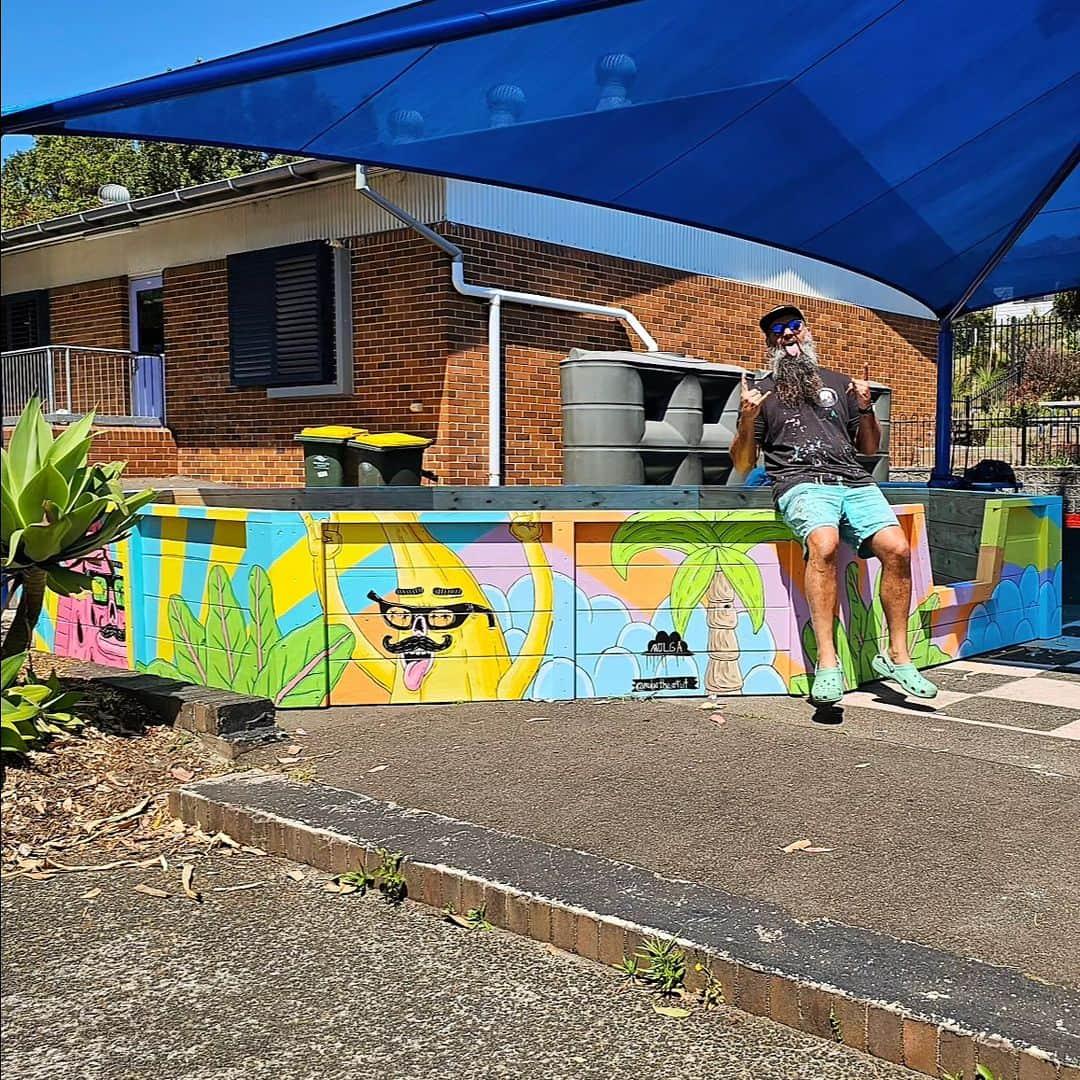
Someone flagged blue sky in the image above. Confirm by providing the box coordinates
[1,0,414,159]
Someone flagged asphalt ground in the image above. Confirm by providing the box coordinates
[256,651,1080,989]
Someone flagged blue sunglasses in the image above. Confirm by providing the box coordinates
[770,319,804,335]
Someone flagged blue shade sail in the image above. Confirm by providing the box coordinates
[3,0,1078,316]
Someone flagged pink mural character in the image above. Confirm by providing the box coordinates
[54,550,128,667]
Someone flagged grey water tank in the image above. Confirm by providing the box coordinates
[561,349,894,486]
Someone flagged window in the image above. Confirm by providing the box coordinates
[228,241,351,394]
[1,290,49,352]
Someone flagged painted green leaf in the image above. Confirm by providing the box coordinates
[835,618,858,688]
[711,522,793,547]
[204,565,247,689]
[167,595,209,686]
[610,524,697,578]
[255,619,355,708]
[669,548,718,634]
[801,619,819,668]
[247,565,281,673]
[788,673,811,696]
[137,658,188,683]
[719,550,767,632]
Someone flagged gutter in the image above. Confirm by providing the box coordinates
[354,165,658,486]
[1,159,353,250]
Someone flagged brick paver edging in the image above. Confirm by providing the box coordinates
[169,772,1079,1079]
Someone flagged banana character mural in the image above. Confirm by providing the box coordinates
[312,513,555,703]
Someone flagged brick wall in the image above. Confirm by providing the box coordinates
[31,230,938,486]
[1,425,178,479]
[47,278,132,416]
[435,225,938,485]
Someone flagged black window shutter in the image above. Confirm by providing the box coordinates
[227,242,334,387]
[1,290,50,352]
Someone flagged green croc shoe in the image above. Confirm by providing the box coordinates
[871,653,938,699]
[809,666,845,705]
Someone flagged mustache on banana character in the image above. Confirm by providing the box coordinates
[309,512,555,703]
[368,588,499,692]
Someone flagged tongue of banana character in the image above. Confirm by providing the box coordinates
[403,656,433,691]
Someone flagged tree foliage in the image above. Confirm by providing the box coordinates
[1051,288,1080,330]
[1,136,296,228]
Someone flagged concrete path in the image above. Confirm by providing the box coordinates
[0,849,918,1080]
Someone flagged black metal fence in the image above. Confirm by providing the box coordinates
[953,317,1077,395]
[891,407,1080,472]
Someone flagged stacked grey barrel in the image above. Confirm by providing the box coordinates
[560,349,891,485]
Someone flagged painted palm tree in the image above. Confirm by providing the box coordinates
[611,512,793,694]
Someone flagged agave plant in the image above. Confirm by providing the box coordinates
[2,652,83,755]
[1,398,156,659]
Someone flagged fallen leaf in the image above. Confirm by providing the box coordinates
[81,888,102,900]
[213,832,240,849]
[170,767,196,783]
[444,911,473,929]
[90,795,153,829]
[698,702,717,711]
[781,839,813,854]
[292,728,309,737]
[368,764,389,773]
[285,745,303,755]
[286,869,305,882]
[323,881,358,895]
[134,884,170,899]
[525,716,550,723]
[710,714,727,725]
[241,846,267,857]
[853,762,871,769]
[803,847,834,854]
[212,882,266,893]
[276,756,300,765]
[652,1003,692,1018]
[544,943,577,960]
[180,863,202,902]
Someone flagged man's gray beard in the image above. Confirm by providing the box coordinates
[769,336,823,408]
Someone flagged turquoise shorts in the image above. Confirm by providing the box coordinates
[777,482,899,558]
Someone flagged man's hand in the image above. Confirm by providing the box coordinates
[739,372,771,419]
[847,364,872,411]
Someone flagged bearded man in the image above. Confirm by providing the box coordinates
[730,304,938,706]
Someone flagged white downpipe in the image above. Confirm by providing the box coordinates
[487,295,502,486]
[354,165,659,485]
[446,261,658,351]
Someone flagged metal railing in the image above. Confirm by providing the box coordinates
[953,317,1078,395]
[891,404,1080,472]
[2,345,165,425]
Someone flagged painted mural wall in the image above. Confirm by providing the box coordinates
[33,498,1063,708]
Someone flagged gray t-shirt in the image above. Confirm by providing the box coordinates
[751,366,873,501]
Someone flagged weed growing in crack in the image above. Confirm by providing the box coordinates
[694,962,726,1009]
[828,1007,843,1043]
[339,868,376,894]
[374,849,407,905]
[443,903,493,931]
[620,935,687,997]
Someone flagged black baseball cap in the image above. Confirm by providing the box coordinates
[759,304,806,335]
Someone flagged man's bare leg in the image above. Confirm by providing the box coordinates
[869,526,913,664]
[805,527,841,668]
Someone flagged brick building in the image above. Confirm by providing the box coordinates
[1,160,938,486]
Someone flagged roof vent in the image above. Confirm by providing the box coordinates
[98,183,131,204]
